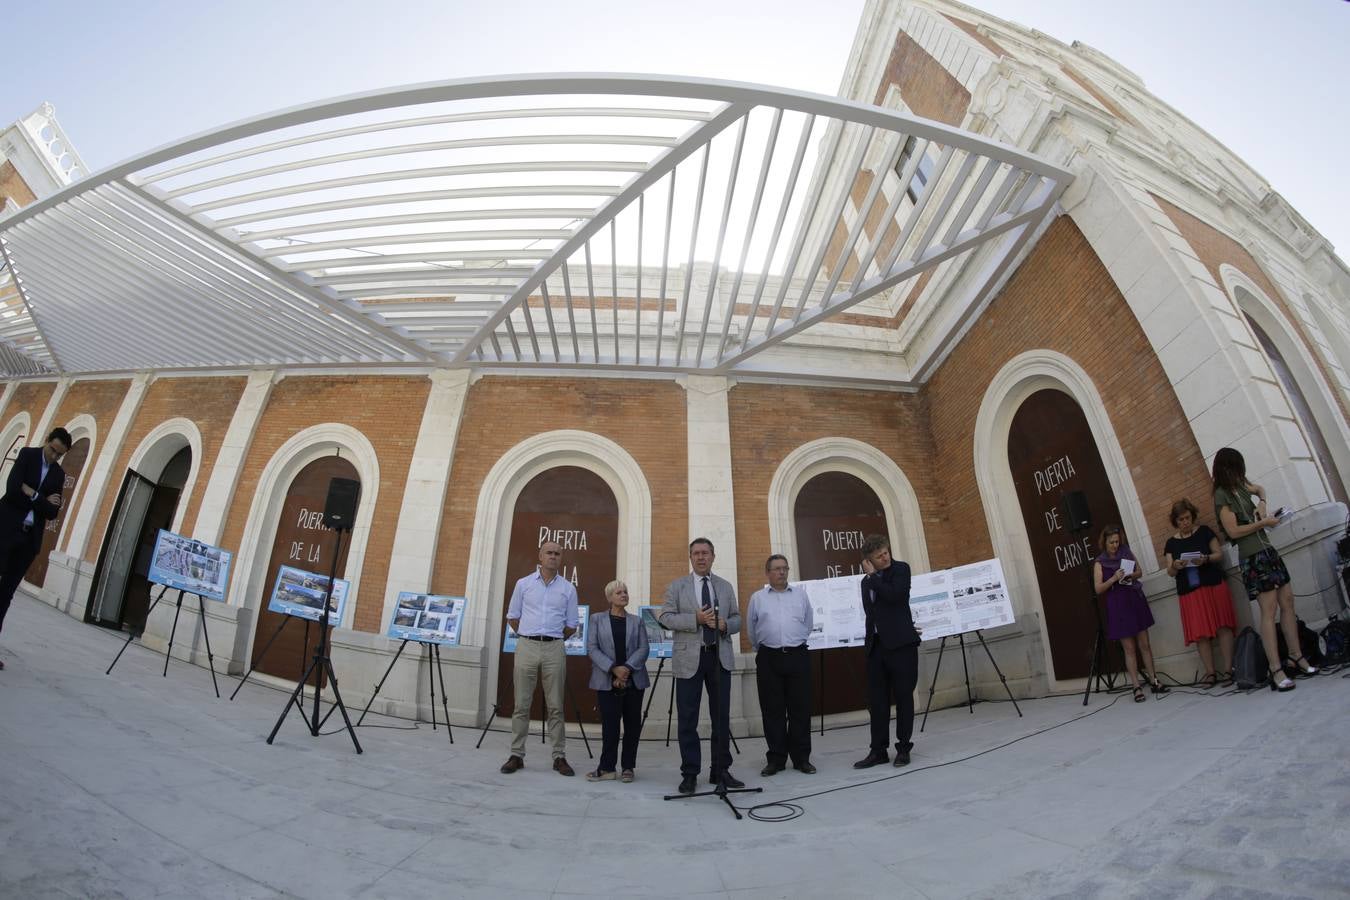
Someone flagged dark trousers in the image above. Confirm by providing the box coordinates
[675,647,732,777]
[595,687,644,772]
[867,643,919,753]
[755,646,812,766]
[0,526,39,634]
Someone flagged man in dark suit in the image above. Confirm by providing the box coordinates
[659,537,742,795]
[0,427,71,668]
[854,533,922,769]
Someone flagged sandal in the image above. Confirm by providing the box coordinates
[1268,667,1295,692]
[1132,684,1146,703]
[585,769,616,782]
[620,769,634,783]
[1219,670,1233,686]
[1285,655,1318,677]
[1149,675,1170,695]
[1199,672,1218,688]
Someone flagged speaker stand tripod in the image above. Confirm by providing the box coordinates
[266,525,362,753]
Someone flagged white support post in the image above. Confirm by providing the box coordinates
[64,373,149,560]
[377,369,472,631]
[681,374,739,598]
[191,370,279,547]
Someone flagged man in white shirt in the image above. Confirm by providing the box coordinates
[746,555,815,775]
[500,540,578,776]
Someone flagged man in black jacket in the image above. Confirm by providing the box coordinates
[0,427,71,668]
[854,533,922,769]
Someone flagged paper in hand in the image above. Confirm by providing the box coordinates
[1119,558,1136,576]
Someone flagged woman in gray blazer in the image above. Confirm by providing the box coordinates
[585,580,651,782]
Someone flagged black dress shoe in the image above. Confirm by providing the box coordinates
[710,771,745,789]
[893,748,911,767]
[760,762,785,776]
[678,775,697,795]
[795,762,817,774]
[853,751,888,769]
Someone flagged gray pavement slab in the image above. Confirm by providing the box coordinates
[2,594,1347,899]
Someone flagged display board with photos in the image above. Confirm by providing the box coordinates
[267,564,351,624]
[388,592,466,645]
[638,605,674,658]
[146,529,233,602]
[502,605,589,656]
[796,557,1014,647]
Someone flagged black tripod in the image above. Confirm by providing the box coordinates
[919,629,1021,731]
[266,524,362,753]
[663,591,760,819]
[357,638,453,744]
[1082,569,1124,706]
[641,655,678,746]
[106,584,221,698]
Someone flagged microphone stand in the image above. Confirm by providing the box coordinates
[664,576,760,819]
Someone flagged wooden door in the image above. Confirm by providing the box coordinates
[251,456,358,684]
[1007,389,1125,680]
[495,466,617,724]
[793,471,887,713]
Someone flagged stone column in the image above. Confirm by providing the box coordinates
[191,370,279,547]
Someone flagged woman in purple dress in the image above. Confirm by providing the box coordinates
[1093,524,1167,702]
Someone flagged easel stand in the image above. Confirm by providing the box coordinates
[473,662,593,759]
[920,630,1021,732]
[641,656,678,747]
[266,526,362,754]
[356,638,453,744]
[229,614,311,702]
[106,584,221,698]
[663,601,760,819]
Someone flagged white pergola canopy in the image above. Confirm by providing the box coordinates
[0,74,1070,382]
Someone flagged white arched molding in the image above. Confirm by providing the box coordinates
[125,417,203,535]
[1220,264,1350,503]
[462,430,652,695]
[54,413,98,550]
[974,350,1155,685]
[767,437,930,573]
[1305,295,1350,399]
[227,424,380,638]
[0,411,33,483]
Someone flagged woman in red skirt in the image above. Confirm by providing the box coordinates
[1162,499,1237,687]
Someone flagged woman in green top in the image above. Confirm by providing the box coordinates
[1211,447,1317,691]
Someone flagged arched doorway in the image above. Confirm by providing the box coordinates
[1006,389,1125,680]
[793,470,887,713]
[495,466,616,724]
[1245,313,1348,504]
[88,446,192,631]
[251,455,359,685]
[26,436,90,587]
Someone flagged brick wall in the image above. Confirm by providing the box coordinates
[215,375,430,634]
[431,376,688,605]
[0,161,37,208]
[872,30,971,124]
[1153,194,1350,427]
[926,215,1214,564]
[48,379,130,547]
[80,376,247,555]
[726,382,943,648]
[0,380,57,435]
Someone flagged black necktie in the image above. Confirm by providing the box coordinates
[700,576,716,646]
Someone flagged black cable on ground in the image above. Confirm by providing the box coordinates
[742,694,1124,823]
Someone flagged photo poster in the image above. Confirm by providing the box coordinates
[146,529,233,602]
[388,592,466,645]
[268,564,351,624]
[798,557,1015,646]
[501,605,590,656]
[795,576,867,649]
[638,605,673,658]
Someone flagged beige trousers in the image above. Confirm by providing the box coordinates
[510,637,567,758]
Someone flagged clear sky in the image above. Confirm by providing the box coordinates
[5,0,1347,259]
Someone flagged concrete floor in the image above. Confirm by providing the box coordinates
[1,593,1347,899]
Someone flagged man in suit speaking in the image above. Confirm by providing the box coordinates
[659,537,742,795]
[0,427,71,669]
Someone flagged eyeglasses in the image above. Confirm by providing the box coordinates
[767,566,790,573]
